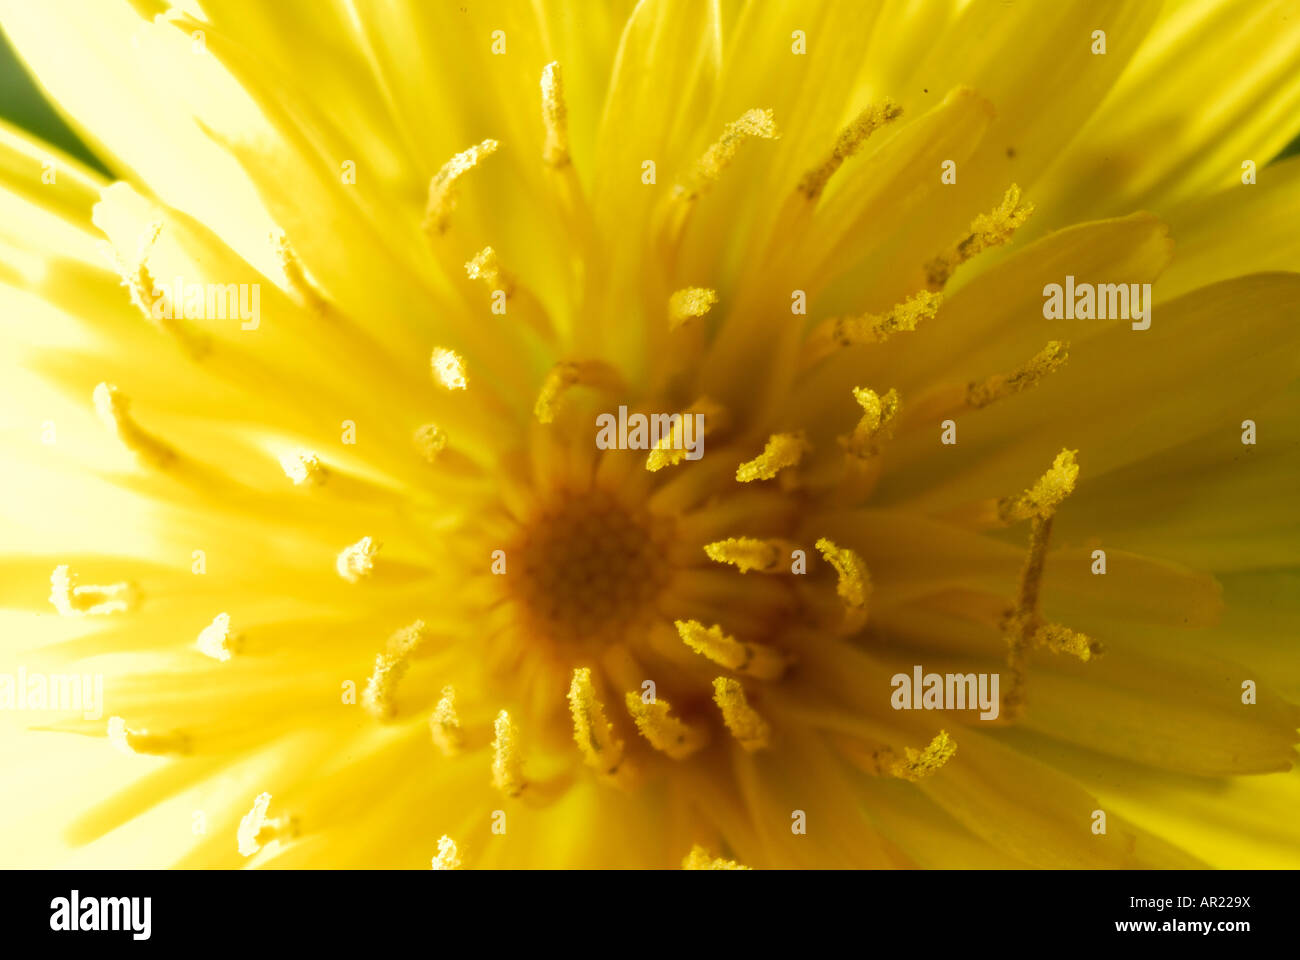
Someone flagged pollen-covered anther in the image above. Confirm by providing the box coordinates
[93,382,177,469]
[196,612,239,662]
[624,692,707,759]
[798,99,903,200]
[683,845,750,870]
[568,668,630,780]
[362,620,430,720]
[237,791,296,858]
[278,448,326,486]
[49,565,134,616]
[815,537,871,630]
[668,287,718,331]
[712,677,771,752]
[424,138,499,236]
[540,61,569,168]
[430,686,465,756]
[491,710,526,798]
[533,360,621,424]
[106,716,189,756]
[645,397,727,471]
[997,448,1079,524]
[736,431,809,482]
[675,620,790,680]
[924,184,1034,290]
[414,423,449,464]
[1033,622,1104,661]
[703,536,800,574]
[676,108,778,201]
[432,835,462,870]
[890,730,957,782]
[273,232,334,316]
[336,536,380,582]
[430,347,468,391]
[967,340,1069,409]
[804,290,942,365]
[465,246,515,298]
[841,387,902,460]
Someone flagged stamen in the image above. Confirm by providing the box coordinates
[668,287,718,331]
[113,223,209,355]
[49,564,133,617]
[683,845,750,870]
[540,62,569,168]
[237,791,295,857]
[106,716,188,756]
[465,246,515,298]
[711,677,771,752]
[273,233,333,316]
[703,536,799,574]
[430,686,465,756]
[735,431,809,482]
[997,449,1078,524]
[432,835,462,870]
[645,397,727,471]
[361,653,407,720]
[567,668,627,778]
[676,108,778,201]
[841,386,901,460]
[336,536,380,582]
[924,184,1033,290]
[890,730,956,782]
[798,99,903,200]
[999,450,1094,716]
[675,620,789,680]
[196,612,237,662]
[430,347,468,391]
[967,341,1068,409]
[362,621,430,720]
[1033,622,1103,661]
[424,139,499,236]
[624,692,707,759]
[533,360,621,424]
[803,290,942,366]
[93,382,177,469]
[814,537,871,629]
[278,448,326,486]
[414,424,449,464]
[491,709,526,797]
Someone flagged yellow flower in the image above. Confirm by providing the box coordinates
[1,0,1299,869]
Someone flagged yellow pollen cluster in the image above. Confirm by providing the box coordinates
[49,565,133,617]
[925,184,1034,289]
[998,449,1079,523]
[677,107,778,200]
[430,347,468,391]
[683,845,750,870]
[703,536,792,574]
[624,693,707,759]
[424,139,499,236]
[430,686,465,756]
[540,61,569,167]
[491,710,525,797]
[968,340,1069,409]
[667,286,718,330]
[735,431,809,482]
[567,668,627,778]
[432,835,462,870]
[798,99,903,200]
[712,677,770,751]
[93,382,177,469]
[676,619,789,679]
[890,730,957,782]
[843,386,902,459]
[465,246,514,297]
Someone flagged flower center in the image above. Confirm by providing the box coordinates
[509,487,674,649]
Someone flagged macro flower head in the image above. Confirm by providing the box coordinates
[2,0,1299,870]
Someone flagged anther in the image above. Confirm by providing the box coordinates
[675,620,790,680]
[540,62,569,168]
[668,287,718,331]
[712,677,771,752]
[93,383,177,469]
[736,431,809,482]
[624,692,707,759]
[49,565,134,617]
[196,612,238,662]
[424,139,499,236]
[683,845,750,870]
[924,184,1033,289]
[798,100,902,201]
[890,730,956,781]
[336,536,380,582]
